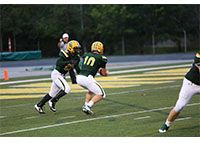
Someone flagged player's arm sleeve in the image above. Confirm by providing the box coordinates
[194,52,200,64]
[69,69,77,84]
[101,56,108,68]
[74,57,81,74]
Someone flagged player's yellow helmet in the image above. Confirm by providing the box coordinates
[67,40,81,54]
[91,41,104,54]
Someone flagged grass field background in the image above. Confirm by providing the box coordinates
[0,63,199,139]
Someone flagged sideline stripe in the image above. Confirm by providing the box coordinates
[176,117,191,121]
[0,84,180,109]
[24,116,39,120]
[0,64,191,85]
[0,116,6,119]
[134,116,151,120]
[110,64,191,74]
[0,102,199,136]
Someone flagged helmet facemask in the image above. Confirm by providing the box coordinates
[67,40,81,55]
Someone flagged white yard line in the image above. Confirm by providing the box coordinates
[0,116,6,119]
[0,102,199,136]
[110,64,191,75]
[0,64,191,85]
[134,116,151,120]
[0,103,34,109]
[0,78,52,85]
[0,84,181,109]
[176,117,192,121]
[24,116,39,120]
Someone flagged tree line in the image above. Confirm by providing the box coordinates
[0,4,199,57]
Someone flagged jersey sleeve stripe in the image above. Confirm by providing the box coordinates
[102,56,107,59]
[61,50,69,58]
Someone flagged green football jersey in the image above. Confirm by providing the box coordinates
[79,52,107,77]
[55,50,80,75]
[185,52,200,85]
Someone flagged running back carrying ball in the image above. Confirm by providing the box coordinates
[99,68,109,76]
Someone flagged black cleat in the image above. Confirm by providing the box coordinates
[34,104,45,114]
[158,124,170,133]
[48,100,56,112]
[82,104,94,115]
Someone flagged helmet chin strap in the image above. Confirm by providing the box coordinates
[93,51,100,54]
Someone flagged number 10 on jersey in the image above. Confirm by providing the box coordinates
[83,56,95,67]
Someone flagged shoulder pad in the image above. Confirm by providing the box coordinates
[194,52,200,64]
[61,50,69,58]
[102,55,107,62]
[196,52,200,58]
[102,56,107,60]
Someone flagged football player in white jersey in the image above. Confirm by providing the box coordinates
[159,51,200,133]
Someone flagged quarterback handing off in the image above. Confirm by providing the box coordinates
[77,41,109,115]
[159,51,200,133]
[34,40,81,114]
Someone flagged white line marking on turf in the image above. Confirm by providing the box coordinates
[134,116,151,120]
[0,102,199,136]
[24,116,39,120]
[0,116,6,119]
[0,84,181,109]
[0,103,34,109]
[109,64,191,75]
[0,78,51,85]
[59,116,76,119]
[176,117,192,121]
[0,64,191,85]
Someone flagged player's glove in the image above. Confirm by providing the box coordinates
[64,63,74,71]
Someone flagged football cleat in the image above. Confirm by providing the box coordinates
[158,124,169,133]
[48,100,56,112]
[82,104,94,115]
[34,104,45,114]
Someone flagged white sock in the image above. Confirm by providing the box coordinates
[87,101,94,107]
[165,120,172,127]
[85,102,88,105]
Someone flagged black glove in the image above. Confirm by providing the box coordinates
[69,68,77,84]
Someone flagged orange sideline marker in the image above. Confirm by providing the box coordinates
[4,70,9,81]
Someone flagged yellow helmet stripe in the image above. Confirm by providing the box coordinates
[94,42,98,49]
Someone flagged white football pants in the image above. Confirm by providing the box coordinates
[49,69,70,97]
[174,78,200,112]
[76,75,106,98]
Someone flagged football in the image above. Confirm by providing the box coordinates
[99,68,109,76]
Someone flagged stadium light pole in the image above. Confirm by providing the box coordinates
[122,35,125,55]
[152,32,155,54]
[0,5,3,52]
[199,5,200,50]
[183,29,187,53]
[80,4,87,53]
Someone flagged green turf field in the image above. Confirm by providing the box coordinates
[0,63,199,137]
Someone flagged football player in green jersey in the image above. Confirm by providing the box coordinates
[77,41,109,115]
[34,40,81,114]
[159,51,200,133]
